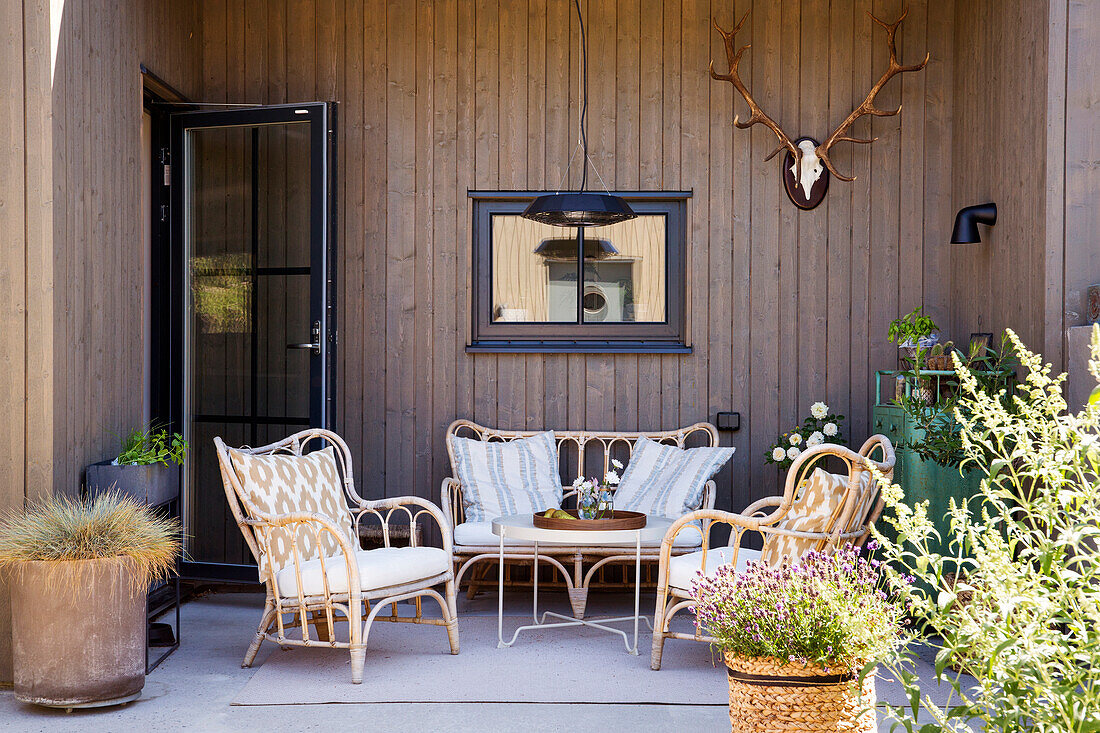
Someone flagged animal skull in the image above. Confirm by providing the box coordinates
[790,140,824,198]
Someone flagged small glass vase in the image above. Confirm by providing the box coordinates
[597,489,614,519]
[578,490,599,520]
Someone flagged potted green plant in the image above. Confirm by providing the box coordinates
[85,425,187,506]
[887,307,939,365]
[691,545,906,733]
[884,335,1016,559]
[0,493,180,709]
[875,326,1100,730]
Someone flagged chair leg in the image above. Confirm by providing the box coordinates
[465,562,484,600]
[568,552,588,619]
[243,599,276,668]
[651,586,669,670]
[350,645,366,684]
[443,579,460,655]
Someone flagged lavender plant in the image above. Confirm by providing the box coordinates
[690,544,906,669]
[873,326,1100,732]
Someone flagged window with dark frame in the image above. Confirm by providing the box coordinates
[468,192,691,353]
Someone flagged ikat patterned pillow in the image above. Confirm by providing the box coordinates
[760,467,870,566]
[229,446,354,574]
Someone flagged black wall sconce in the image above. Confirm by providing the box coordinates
[950,202,997,244]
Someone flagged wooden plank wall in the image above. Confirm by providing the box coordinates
[200,0,988,515]
[947,0,1051,361]
[1058,0,1100,368]
[46,0,204,500]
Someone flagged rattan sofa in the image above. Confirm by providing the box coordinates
[442,419,722,618]
[649,435,896,670]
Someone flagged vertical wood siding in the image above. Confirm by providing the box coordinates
[201,0,984,515]
[947,0,1051,362]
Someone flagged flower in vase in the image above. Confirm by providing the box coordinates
[605,469,620,485]
[611,458,624,470]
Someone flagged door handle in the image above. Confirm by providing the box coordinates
[287,320,322,355]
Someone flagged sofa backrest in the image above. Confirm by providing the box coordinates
[446,419,719,486]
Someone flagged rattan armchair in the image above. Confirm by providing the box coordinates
[650,435,895,670]
[214,429,459,684]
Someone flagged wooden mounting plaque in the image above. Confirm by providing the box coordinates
[532,509,647,531]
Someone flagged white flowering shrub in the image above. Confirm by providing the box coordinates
[765,402,846,470]
[874,326,1100,732]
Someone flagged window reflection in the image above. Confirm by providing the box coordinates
[490,215,666,324]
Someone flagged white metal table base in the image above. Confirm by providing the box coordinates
[496,534,652,655]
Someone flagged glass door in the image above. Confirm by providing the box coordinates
[170,104,334,580]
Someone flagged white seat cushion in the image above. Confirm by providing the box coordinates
[668,546,762,592]
[453,520,703,548]
[448,431,562,522]
[274,546,450,598]
[613,436,734,518]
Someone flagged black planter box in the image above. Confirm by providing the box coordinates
[84,461,181,508]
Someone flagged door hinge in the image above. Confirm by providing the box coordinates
[160,204,169,222]
[159,148,171,186]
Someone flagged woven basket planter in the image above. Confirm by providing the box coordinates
[724,652,876,733]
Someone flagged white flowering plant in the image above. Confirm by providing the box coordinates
[873,326,1100,732]
[764,402,846,470]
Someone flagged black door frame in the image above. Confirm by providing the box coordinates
[165,103,337,582]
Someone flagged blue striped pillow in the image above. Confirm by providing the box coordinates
[614,436,734,518]
[448,431,562,522]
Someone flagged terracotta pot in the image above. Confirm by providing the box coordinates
[11,557,146,709]
[725,652,876,733]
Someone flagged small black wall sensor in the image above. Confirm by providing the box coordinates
[716,412,741,431]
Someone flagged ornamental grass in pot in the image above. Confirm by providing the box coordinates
[691,544,906,733]
[0,493,179,709]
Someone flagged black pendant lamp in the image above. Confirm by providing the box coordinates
[523,0,636,228]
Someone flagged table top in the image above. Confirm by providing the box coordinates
[491,513,672,545]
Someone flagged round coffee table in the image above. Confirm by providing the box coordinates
[491,513,673,655]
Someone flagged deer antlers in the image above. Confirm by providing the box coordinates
[709,12,801,170]
[818,6,929,180]
[710,5,929,184]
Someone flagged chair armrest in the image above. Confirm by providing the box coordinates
[741,496,782,518]
[657,508,775,576]
[244,511,363,602]
[441,477,463,534]
[353,496,454,555]
[701,480,717,510]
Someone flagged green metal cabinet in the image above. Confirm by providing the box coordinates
[872,372,983,557]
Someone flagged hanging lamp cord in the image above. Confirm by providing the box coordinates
[576,0,588,192]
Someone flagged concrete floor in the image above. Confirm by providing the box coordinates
[0,591,944,732]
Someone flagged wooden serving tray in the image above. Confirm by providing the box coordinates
[532,509,647,531]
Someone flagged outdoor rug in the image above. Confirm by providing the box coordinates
[233,613,963,706]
